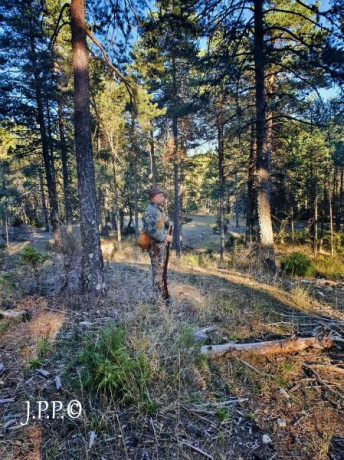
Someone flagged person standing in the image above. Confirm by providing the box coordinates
[143,187,173,305]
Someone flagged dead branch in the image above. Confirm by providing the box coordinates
[308,364,344,376]
[201,335,333,357]
[303,365,344,405]
[179,441,214,460]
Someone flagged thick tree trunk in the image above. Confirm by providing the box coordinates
[253,0,275,269]
[28,20,60,238]
[71,0,104,294]
[58,97,73,231]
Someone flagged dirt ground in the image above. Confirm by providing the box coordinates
[1,223,344,460]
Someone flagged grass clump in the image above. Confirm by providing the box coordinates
[314,255,344,280]
[79,326,152,407]
[280,251,314,277]
[37,336,52,357]
[290,286,310,308]
[0,319,10,335]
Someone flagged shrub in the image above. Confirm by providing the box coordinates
[280,252,314,276]
[19,246,48,278]
[79,327,151,406]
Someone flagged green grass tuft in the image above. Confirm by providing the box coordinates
[79,326,152,408]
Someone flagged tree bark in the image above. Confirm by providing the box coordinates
[149,127,157,187]
[201,335,333,357]
[38,158,49,232]
[108,133,122,244]
[246,121,257,245]
[253,0,275,269]
[339,167,343,231]
[217,96,225,260]
[179,116,186,251]
[28,14,60,238]
[71,0,104,294]
[129,103,139,239]
[171,54,181,257]
[58,96,73,231]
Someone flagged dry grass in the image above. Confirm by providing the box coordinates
[1,236,344,459]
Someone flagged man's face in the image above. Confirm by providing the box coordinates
[152,193,165,205]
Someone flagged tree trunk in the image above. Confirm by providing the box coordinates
[28,18,60,238]
[339,167,343,231]
[309,161,318,254]
[130,104,139,239]
[245,121,257,246]
[108,133,121,244]
[172,116,181,256]
[149,127,157,187]
[71,0,104,294]
[253,0,275,269]
[171,53,181,257]
[38,158,49,232]
[179,116,186,251]
[217,97,225,260]
[58,96,73,231]
[325,168,334,255]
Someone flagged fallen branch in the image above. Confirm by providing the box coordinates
[0,309,29,321]
[201,335,333,357]
[303,364,344,405]
[236,357,271,377]
[179,441,214,460]
[308,364,344,376]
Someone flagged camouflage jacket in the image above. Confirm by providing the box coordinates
[142,202,168,243]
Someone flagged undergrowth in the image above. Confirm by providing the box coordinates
[79,326,153,412]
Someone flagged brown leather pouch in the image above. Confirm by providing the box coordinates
[137,230,151,250]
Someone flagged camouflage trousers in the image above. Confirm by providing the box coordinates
[147,240,167,301]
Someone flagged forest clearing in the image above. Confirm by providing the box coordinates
[1,218,344,459]
[1,0,344,458]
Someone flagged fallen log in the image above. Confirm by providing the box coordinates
[201,335,333,357]
[0,309,29,321]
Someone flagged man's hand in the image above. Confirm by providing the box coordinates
[166,234,173,243]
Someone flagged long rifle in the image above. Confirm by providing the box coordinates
[162,224,173,300]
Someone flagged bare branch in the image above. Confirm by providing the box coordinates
[49,3,70,49]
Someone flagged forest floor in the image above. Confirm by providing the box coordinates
[1,217,344,460]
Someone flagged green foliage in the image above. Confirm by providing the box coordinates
[36,337,52,357]
[184,252,214,269]
[226,233,245,250]
[172,326,197,351]
[216,407,230,423]
[314,255,344,280]
[19,246,48,276]
[79,327,151,407]
[27,357,42,369]
[0,319,10,334]
[280,252,314,276]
